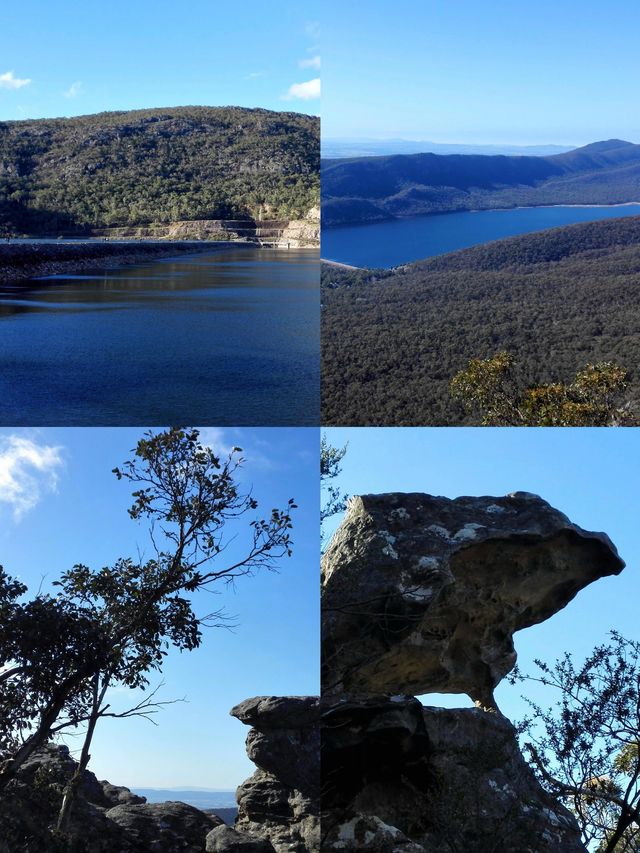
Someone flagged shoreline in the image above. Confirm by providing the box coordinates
[324,201,640,230]
[0,240,245,284]
[320,258,363,270]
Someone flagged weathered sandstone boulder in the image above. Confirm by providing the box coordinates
[0,744,222,852]
[106,800,220,851]
[221,696,320,853]
[322,492,623,707]
[321,696,586,852]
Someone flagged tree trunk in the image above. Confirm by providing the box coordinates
[56,675,107,834]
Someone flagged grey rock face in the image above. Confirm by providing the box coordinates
[321,696,586,852]
[106,801,221,851]
[0,744,221,852]
[228,696,320,853]
[322,492,623,706]
[319,492,622,852]
[206,824,275,851]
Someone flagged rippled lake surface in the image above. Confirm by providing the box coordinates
[0,248,319,425]
[322,205,640,268]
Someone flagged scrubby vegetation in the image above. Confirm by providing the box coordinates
[0,106,319,235]
[321,216,640,425]
[322,139,640,226]
[451,352,631,426]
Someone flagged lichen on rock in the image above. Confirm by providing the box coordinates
[322,492,623,706]
[320,491,624,852]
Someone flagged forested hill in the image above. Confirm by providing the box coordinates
[321,216,640,425]
[322,139,640,226]
[0,106,319,235]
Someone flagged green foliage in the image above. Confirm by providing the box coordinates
[0,582,107,756]
[0,106,319,235]
[320,435,348,543]
[321,217,640,425]
[0,428,296,803]
[450,352,630,426]
[511,632,640,852]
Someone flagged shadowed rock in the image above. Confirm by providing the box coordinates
[106,801,221,851]
[321,696,586,852]
[0,744,223,852]
[226,696,320,852]
[322,492,624,706]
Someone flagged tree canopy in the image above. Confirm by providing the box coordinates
[511,632,640,852]
[0,428,297,839]
[321,217,640,425]
[0,106,319,235]
[450,352,631,426]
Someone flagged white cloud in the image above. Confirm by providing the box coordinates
[64,81,83,98]
[245,70,266,80]
[199,428,275,472]
[299,56,320,71]
[283,78,320,101]
[0,436,64,521]
[199,428,238,459]
[0,71,31,90]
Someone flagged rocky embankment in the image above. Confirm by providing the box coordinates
[0,744,223,852]
[0,695,320,853]
[92,207,320,249]
[0,240,238,284]
[321,491,624,851]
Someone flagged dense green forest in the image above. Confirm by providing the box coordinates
[321,216,640,425]
[322,139,640,226]
[0,106,319,235]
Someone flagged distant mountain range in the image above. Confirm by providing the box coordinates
[131,788,237,809]
[322,215,640,425]
[322,138,574,159]
[322,139,640,226]
[0,106,319,236]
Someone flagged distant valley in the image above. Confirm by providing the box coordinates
[321,216,640,425]
[322,139,640,226]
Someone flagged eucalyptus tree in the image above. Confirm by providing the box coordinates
[0,427,296,817]
[511,632,640,852]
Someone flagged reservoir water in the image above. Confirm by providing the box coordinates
[322,205,640,268]
[0,248,319,425]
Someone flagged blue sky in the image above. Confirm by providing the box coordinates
[0,427,319,788]
[0,1,319,121]
[322,0,640,144]
[323,428,639,719]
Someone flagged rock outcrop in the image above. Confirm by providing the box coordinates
[92,217,320,248]
[322,492,623,706]
[321,696,585,852]
[207,696,320,852]
[0,744,223,852]
[321,492,624,852]
[0,697,320,853]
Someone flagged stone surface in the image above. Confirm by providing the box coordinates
[322,492,623,706]
[106,801,221,851]
[230,696,320,852]
[0,744,221,852]
[321,696,586,852]
[206,824,275,851]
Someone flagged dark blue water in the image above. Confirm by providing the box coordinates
[0,248,319,425]
[322,205,640,268]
